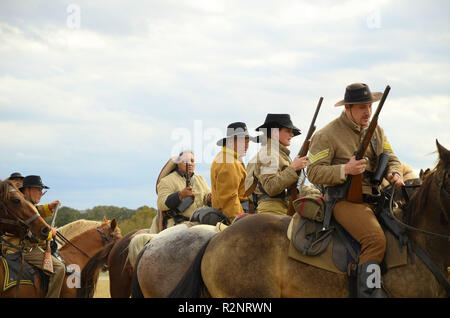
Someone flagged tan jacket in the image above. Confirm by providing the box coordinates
[157,170,211,220]
[210,147,248,220]
[307,111,402,194]
[249,139,299,206]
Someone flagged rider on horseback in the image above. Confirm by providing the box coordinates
[307,83,405,298]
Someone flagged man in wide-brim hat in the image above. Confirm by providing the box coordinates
[6,172,24,189]
[2,175,65,298]
[246,114,309,216]
[307,83,404,298]
[210,122,258,222]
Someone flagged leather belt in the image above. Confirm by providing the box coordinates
[257,189,288,202]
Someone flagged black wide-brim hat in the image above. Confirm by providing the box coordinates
[335,83,382,106]
[9,172,24,180]
[255,114,301,136]
[20,175,50,190]
[216,122,259,146]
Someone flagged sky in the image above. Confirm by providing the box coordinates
[0,0,449,210]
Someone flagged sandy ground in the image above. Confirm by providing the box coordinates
[93,271,111,298]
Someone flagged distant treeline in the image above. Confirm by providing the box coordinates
[45,205,157,235]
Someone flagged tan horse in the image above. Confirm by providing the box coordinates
[170,140,450,297]
[0,217,122,298]
[57,219,102,242]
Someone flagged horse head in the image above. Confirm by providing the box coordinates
[97,216,122,245]
[0,180,51,241]
[435,140,450,223]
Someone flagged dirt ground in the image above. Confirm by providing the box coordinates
[93,271,111,298]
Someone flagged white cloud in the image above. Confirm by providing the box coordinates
[0,0,449,209]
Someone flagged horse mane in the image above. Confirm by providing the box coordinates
[0,181,8,202]
[57,219,102,242]
[408,155,446,225]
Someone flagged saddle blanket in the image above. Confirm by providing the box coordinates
[287,215,408,274]
[1,253,36,292]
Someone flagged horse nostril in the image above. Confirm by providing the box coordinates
[41,226,50,237]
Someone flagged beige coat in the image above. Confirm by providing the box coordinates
[249,139,299,215]
[157,170,211,220]
[307,111,402,194]
[210,147,248,221]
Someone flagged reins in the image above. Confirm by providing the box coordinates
[387,179,450,297]
[389,186,450,241]
[55,225,116,259]
[56,231,91,259]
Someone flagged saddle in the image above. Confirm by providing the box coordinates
[0,253,48,293]
[287,195,409,275]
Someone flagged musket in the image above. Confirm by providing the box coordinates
[42,202,60,273]
[346,85,391,203]
[185,162,191,188]
[287,97,323,216]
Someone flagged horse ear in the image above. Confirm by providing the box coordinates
[419,169,424,179]
[436,139,450,164]
[111,218,117,230]
[103,216,108,223]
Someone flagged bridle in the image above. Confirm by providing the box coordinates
[56,224,119,259]
[0,188,43,234]
[388,168,450,241]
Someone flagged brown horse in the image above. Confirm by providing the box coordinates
[170,140,450,297]
[0,217,122,297]
[0,180,51,241]
[78,228,147,298]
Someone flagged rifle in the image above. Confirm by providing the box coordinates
[176,162,194,213]
[287,97,323,216]
[185,162,191,188]
[42,202,60,274]
[346,85,391,203]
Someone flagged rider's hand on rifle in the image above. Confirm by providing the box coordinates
[387,172,405,188]
[291,155,308,171]
[46,227,57,241]
[345,155,367,176]
[49,200,61,212]
[179,187,195,200]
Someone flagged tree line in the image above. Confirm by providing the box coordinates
[45,205,157,235]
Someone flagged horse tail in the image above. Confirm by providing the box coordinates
[130,244,149,298]
[168,237,212,298]
[77,241,116,298]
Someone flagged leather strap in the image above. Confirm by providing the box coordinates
[412,243,450,297]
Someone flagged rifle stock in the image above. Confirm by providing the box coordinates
[345,85,391,203]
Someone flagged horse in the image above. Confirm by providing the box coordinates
[78,223,223,298]
[77,228,146,298]
[0,180,51,242]
[169,140,450,297]
[0,216,122,298]
[57,219,102,242]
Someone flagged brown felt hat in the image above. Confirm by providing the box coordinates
[335,83,382,106]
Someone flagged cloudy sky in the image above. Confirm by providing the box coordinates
[1,0,449,210]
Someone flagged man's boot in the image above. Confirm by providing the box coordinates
[356,261,388,298]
